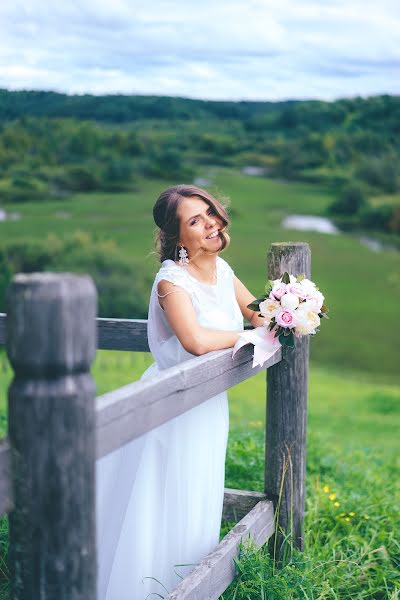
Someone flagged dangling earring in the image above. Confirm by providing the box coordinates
[178,245,189,267]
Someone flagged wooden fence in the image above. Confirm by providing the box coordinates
[0,241,311,599]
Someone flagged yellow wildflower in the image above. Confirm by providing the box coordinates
[345,517,350,522]
[323,485,329,493]
[339,513,345,517]
[334,502,340,507]
[349,512,355,516]
[329,493,336,501]
[364,515,369,520]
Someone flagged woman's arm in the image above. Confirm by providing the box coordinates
[158,279,242,356]
[233,275,266,328]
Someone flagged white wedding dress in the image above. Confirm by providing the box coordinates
[96,256,244,600]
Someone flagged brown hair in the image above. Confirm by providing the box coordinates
[153,184,230,263]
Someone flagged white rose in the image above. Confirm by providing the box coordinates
[280,292,300,311]
[295,303,320,335]
[300,278,317,297]
[259,298,280,323]
[307,290,324,312]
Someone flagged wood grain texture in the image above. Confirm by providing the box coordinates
[0,439,13,515]
[1,313,149,352]
[6,273,97,600]
[96,344,282,458]
[265,242,311,557]
[97,317,149,351]
[222,488,268,523]
[165,499,275,600]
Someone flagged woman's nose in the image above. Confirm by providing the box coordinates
[206,215,216,227]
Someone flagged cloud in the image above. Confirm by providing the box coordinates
[0,0,399,100]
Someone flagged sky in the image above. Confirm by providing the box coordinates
[0,0,399,102]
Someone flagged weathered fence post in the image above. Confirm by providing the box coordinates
[264,242,311,560]
[6,273,97,599]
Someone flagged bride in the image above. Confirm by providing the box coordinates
[96,184,266,599]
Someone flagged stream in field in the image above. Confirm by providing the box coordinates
[282,213,398,253]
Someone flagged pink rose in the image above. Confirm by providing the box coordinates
[286,282,308,300]
[275,308,297,328]
[269,283,287,300]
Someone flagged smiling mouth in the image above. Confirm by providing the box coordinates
[205,230,220,239]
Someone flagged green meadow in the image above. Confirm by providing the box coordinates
[0,168,399,597]
[1,168,399,380]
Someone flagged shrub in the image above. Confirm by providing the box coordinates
[359,204,395,232]
[0,232,152,318]
[327,183,367,216]
[355,155,399,193]
[55,166,102,192]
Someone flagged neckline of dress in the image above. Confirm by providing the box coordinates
[162,259,219,288]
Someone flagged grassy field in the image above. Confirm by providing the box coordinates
[1,168,399,380]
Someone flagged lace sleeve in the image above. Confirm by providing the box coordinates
[155,262,195,303]
[217,256,235,280]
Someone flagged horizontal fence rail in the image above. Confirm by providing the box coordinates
[166,498,275,600]
[0,314,150,352]
[96,343,281,458]
[0,314,253,351]
[0,346,282,515]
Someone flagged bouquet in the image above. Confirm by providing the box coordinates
[232,271,329,368]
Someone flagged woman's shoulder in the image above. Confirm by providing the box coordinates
[155,260,195,292]
[217,256,235,279]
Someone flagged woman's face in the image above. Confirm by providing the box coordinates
[177,196,223,257]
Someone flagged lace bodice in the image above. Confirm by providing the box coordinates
[147,256,244,370]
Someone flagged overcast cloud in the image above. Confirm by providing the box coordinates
[0,0,399,101]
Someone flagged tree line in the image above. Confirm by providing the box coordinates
[0,90,399,235]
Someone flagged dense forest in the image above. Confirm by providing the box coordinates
[0,90,399,235]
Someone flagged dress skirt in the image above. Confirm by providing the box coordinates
[96,362,229,600]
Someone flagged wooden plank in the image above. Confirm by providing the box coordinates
[7,273,97,599]
[265,242,311,557]
[165,499,275,599]
[0,313,149,351]
[0,313,254,351]
[222,487,267,523]
[0,439,13,516]
[97,317,149,351]
[96,344,282,458]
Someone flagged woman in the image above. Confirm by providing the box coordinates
[96,184,265,599]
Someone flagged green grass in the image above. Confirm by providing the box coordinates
[1,168,399,380]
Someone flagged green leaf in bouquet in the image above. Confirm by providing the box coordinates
[274,326,282,338]
[246,296,265,311]
[281,272,290,284]
[320,313,330,320]
[279,332,295,347]
[296,273,305,282]
[283,327,292,336]
[320,304,329,313]
[279,332,294,348]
